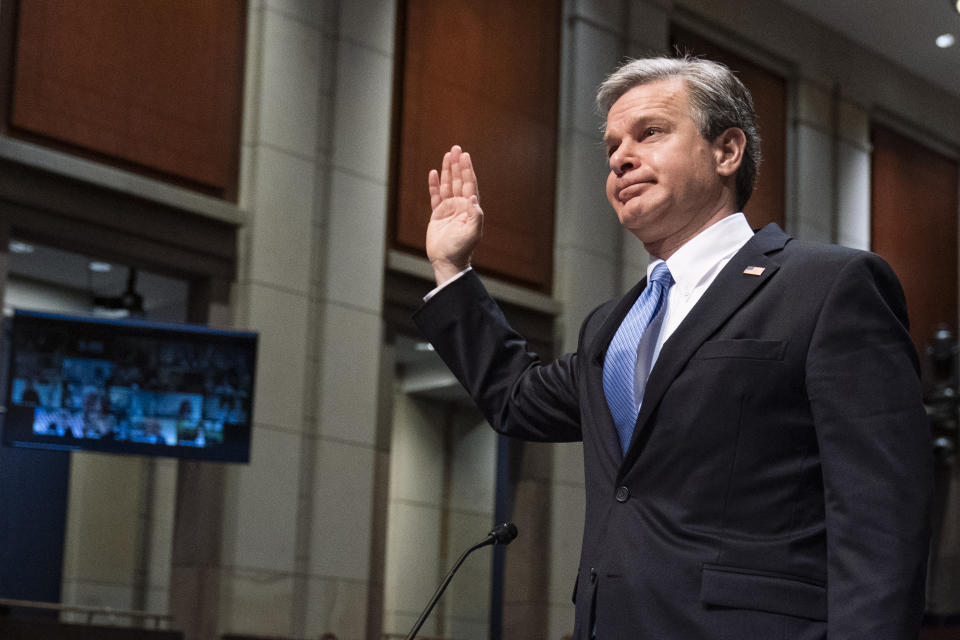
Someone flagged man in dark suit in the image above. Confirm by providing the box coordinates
[414,56,932,639]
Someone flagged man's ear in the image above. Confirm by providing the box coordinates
[713,127,746,177]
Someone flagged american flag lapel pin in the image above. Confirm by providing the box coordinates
[743,265,765,276]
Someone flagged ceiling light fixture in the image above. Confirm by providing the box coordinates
[955,0,960,15]
[936,33,956,48]
[89,261,112,272]
[9,240,34,254]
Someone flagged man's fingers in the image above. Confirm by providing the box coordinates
[439,150,453,200]
[450,145,463,197]
[428,169,441,210]
[433,145,477,207]
[461,152,479,199]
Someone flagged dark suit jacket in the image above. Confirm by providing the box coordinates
[413,224,932,639]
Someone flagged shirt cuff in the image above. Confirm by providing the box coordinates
[423,266,472,302]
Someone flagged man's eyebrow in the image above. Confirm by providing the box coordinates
[604,115,670,145]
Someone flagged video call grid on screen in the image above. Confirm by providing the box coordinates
[2,310,257,463]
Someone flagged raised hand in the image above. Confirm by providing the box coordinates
[426,145,484,285]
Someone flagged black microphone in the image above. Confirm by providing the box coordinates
[487,521,518,546]
[404,523,518,640]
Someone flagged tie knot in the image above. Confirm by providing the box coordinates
[649,262,674,288]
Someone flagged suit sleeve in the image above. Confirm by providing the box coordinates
[413,270,584,442]
[805,252,933,639]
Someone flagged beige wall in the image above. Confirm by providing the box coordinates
[220,0,395,637]
[60,455,177,622]
[382,390,496,638]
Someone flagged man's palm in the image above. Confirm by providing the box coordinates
[426,146,483,283]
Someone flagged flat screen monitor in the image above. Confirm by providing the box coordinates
[1,310,257,463]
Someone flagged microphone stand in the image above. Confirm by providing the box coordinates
[404,523,517,640]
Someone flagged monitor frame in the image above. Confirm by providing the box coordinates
[1,309,258,463]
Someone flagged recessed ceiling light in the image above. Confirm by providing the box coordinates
[955,0,960,15]
[89,261,112,272]
[936,33,956,48]
[8,240,34,254]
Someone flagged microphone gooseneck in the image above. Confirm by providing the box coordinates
[404,523,518,640]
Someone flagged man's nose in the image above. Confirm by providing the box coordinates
[609,145,635,177]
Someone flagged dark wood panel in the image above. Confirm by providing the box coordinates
[8,0,245,198]
[871,125,959,353]
[392,0,560,293]
[671,26,787,230]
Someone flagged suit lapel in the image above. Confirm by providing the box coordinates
[587,276,649,467]
[619,224,791,474]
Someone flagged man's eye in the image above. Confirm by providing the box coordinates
[606,145,618,157]
[643,127,660,138]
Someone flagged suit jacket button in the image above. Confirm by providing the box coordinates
[589,568,597,584]
[615,486,630,502]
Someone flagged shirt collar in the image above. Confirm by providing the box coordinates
[647,213,754,298]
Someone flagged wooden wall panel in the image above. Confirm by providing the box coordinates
[392,1,560,293]
[871,125,959,353]
[671,26,787,230]
[8,0,245,198]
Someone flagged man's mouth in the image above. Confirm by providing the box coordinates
[617,180,654,203]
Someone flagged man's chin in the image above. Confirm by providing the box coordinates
[616,205,653,231]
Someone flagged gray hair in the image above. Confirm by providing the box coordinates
[596,56,761,210]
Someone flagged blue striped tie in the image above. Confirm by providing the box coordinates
[603,262,674,454]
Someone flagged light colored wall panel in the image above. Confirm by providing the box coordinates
[322,171,388,313]
[60,581,135,621]
[793,125,834,242]
[836,142,871,250]
[382,500,443,635]
[62,453,144,588]
[314,303,384,446]
[552,441,586,489]
[247,145,316,293]
[448,413,497,513]
[218,570,295,637]
[145,584,170,618]
[340,0,396,55]
[245,281,310,432]
[221,427,301,573]
[305,575,370,640]
[146,460,178,590]
[554,244,620,350]
[441,510,494,626]
[554,130,622,258]
[549,602,577,640]
[388,394,448,505]
[263,0,330,28]
[566,19,622,137]
[795,80,832,127]
[257,8,322,158]
[620,229,651,295]
[309,438,376,580]
[331,41,394,183]
[548,483,587,605]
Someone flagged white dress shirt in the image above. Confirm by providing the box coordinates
[647,212,755,371]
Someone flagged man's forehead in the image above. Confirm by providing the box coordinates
[604,77,691,132]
